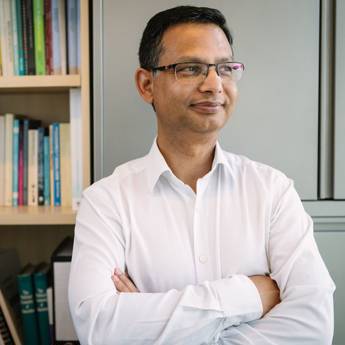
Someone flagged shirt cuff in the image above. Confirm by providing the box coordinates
[212,274,263,325]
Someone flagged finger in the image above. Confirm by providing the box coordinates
[114,268,139,292]
[111,274,130,293]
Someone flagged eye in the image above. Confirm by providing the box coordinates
[218,63,233,76]
[176,63,202,77]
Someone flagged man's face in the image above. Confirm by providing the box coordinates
[151,23,238,136]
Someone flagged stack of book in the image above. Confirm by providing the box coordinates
[0,89,82,210]
[0,0,80,76]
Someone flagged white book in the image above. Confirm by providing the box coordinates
[58,0,67,75]
[28,129,38,206]
[0,0,14,76]
[70,89,83,210]
[0,116,5,205]
[60,123,71,207]
[4,114,13,206]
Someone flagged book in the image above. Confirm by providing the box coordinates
[15,0,25,75]
[11,0,20,75]
[51,0,61,74]
[22,0,36,75]
[4,114,14,206]
[12,120,20,207]
[70,89,83,210]
[43,133,50,205]
[52,122,61,206]
[33,0,46,74]
[67,0,78,74]
[17,264,40,345]
[46,287,53,344]
[44,0,52,75]
[60,123,71,207]
[33,263,50,345]
[49,124,54,206]
[17,120,24,206]
[0,116,5,206]
[0,306,13,344]
[0,248,22,345]
[76,0,80,73]
[0,0,15,76]
[58,0,66,75]
[28,129,38,206]
[37,127,45,205]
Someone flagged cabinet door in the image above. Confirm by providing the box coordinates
[315,231,345,345]
[334,0,345,199]
[94,0,319,199]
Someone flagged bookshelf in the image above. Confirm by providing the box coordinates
[0,0,90,265]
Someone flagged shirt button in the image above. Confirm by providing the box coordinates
[199,255,208,264]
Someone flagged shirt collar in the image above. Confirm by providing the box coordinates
[145,138,231,192]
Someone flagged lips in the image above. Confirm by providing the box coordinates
[190,101,224,114]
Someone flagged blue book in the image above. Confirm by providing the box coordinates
[51,0,61,74]
[15,0,25,75]
[67,0,78,74]
[43,134,50,205]
[38,127,45,205]
[52,123,61,206]
[77,0,80,72]
[12,119,20,206]
[23,119,30,205]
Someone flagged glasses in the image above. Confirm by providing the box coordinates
[151,61,244,83]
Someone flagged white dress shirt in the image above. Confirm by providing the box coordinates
[69,139,335,345]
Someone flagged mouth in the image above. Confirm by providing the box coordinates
[189,101,224,114]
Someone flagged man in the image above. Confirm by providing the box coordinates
[69,6,335,344]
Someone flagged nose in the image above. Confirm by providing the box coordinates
[198,66,223,94]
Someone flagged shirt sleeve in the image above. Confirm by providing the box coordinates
[68,184,263,345]
[216,178,336,345]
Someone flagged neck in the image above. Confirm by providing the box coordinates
[156,131,218,192]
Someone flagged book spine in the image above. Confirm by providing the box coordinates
[23,119,29,204]
[0,116,5,206]
[34,272,50,345]
[38,127,44,205]
[12,119,19,207]
[2,0,14,76]
[67,0,77,74]
[49,124,54,206]
[23,0,36,75]
[33,0,46,74]
[15,0,25,75]
[58,0,66,74]
[76,0,80,74]
[0,1,6,76]
[44,0,52,75]
[17,272,40,345]
[52,123,61,206]
[51,0,61,74]
[46,286,53,344]
[11,0,19,75]
[4,114,13,206]
[18,120,24,205]
[43,135,50,205]
[60,123,71,207]
[21,0,28,74]
[28,129,38,206]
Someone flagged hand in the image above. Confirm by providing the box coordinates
[111,268,140,293]
[249,275,281,316]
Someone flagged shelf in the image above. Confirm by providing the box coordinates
[0,206,76,225]
[0,75,81,91]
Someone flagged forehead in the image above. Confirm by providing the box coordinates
[159,23,232,64]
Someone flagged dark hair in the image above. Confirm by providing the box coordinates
[138,6,233,69]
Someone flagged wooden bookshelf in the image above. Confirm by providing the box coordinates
[0,0,90,266]
[0,206,76,225]
[0,75,81,90]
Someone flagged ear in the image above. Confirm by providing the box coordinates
[135,68,154,104]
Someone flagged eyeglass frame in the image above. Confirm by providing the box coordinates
[149,61,245,82]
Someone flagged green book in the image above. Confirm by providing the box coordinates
[33,263,50,345]
[33,0,46,74]
[17,264,40,345]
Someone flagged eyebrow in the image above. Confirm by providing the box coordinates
[175,56,234,63]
